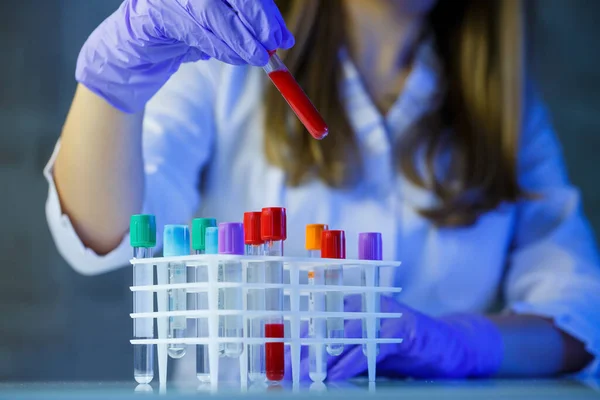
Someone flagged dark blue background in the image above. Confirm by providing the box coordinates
[0,0,598,381]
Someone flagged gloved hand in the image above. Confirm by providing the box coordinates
[76,0,294,113]
[285,295,504,381]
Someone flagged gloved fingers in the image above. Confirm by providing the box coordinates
[273,9,295,49]
[193,29,249,65]
[227,0,294,51]
[326,344,367,381]
[181,47,210,63]
[186,0,268,66]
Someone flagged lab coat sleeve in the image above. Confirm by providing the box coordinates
[504,87,600,375]
[45,61,219,275]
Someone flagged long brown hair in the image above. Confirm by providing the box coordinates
[265,0,524,226]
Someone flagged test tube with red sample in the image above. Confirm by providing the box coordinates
[260,207,287,382]
[264,51,328,140]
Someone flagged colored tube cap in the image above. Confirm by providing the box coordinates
[305,224,328,251]
[261,207,287,241]
[192,218,217,251]
[358,232,383,261]
[163,225,190,257]
[321,230,346,259]
[218,223,244,255]
[205,227,219,254]
[244,212,263,245]
[130,214,156,248]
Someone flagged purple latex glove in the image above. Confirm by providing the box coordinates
[285,295,504,381]
[76,0,294,113]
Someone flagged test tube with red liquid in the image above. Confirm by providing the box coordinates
[260,207,287,382]
[264,51,329,140]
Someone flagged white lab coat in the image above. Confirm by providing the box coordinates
[45,42,600,377]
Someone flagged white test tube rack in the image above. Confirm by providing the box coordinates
[129,254,403,387]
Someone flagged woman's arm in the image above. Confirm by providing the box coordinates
[501,85,600,376]
[54,84,144,254]
[490,314,593,376]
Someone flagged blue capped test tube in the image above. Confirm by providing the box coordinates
[131,215,156,384]
[164,224,190,359]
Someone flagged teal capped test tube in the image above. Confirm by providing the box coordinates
[192,218,217,383]
[130,214,156,384]
[164,224,190,359]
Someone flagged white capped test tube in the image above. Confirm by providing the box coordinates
[164,224,190,359]
[261,207,287,382]
[244,212,266,382]
[218,223,244,358]
[191,218,217,382]
[305,224,328,383]
[130,215,156,384]
[321,230,346,357]
[358,233,382,356]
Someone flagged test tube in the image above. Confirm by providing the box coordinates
[191,218,217,383]
[261,207,287,382]
[264,51,328,140]
[358,233,382,356]
[218,223,245,358]
[163,224,190,359]
[305,224,328,383]
[321,230,346,356]
[244,212,266,382]
[130,214,156,384]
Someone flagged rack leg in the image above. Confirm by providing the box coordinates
[240,260,248,390]
[156,264,169,387]
[365,266,377,382]
[207,259,220,389]
[289,264,301,384]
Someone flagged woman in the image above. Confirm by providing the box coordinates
[45,0,600,380]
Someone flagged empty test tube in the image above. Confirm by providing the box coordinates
[130,215,156,384]
[191,218,217,383]
[244,212,266,382]
[261,207,287,382]
[321,230,346,357]
[305,224,328,383]
[164,225,190,359]
[358,233,383,356]
[218,223,245,358]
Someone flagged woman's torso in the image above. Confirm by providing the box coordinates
[195,52,516,317]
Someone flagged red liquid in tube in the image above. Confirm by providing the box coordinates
[265,323,285,381]
[267,70,329,140]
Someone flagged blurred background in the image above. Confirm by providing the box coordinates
[0,0,599,381]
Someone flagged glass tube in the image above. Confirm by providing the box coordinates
[168,260,187,358]
[133,247,154,384]
[246,244,266,382]
[325,265,344,356]
[264,240,284,382]
[220,260,243,358]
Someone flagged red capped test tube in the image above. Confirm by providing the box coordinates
[244,212,266,382]
[261,207,287,382]
[264,51,329,140]
[321,230,346,357]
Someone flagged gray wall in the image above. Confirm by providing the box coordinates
[0,0,598,381]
